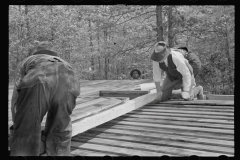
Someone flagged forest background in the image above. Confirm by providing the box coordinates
[8,5,234,94]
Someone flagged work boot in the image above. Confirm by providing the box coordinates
[197,86,204,100]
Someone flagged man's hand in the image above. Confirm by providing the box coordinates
[181,91,190,99]
[181,90,194,101]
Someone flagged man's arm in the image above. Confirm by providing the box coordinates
[172,53,192,99]
[11,85,18,122]
[11,64,24,122]
[152,61,163,103]
[153,61,162,92]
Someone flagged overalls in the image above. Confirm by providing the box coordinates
[10,53,80,156]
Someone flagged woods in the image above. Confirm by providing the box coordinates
[8,5,234,95]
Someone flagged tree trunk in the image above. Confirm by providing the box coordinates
[88,20,95,80]
[25,5,30,39]
[156,5,164,41]
[50,6,54,41]
[167,6,174,47]
[104,27,108,80]
[104,56,108,80]
[96,22,101,79]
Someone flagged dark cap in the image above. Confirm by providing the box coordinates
[177,46,188,52]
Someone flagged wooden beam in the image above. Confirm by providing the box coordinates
[100,124,233,141]
[71,100,135,136]
[99,90,149,100]
[105,120,234,135]
[159,100,234,106]
[71,90,157,136]
[206,94,234,101]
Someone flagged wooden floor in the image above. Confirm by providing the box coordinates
[8,80,234,156]
[70,100,234,156]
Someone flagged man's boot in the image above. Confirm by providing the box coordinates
[197,86,204,100]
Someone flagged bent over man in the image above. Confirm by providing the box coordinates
[9,41,80,156]
[177,46,202,78]
[150,41,204,103]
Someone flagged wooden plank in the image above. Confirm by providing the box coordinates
[135,108,234,117]
[71,100,134,136]
[71,148,119,156]
[75,96,100,105]
[129,110,234,120]
[71,98,123,121]
[99,90,149,100]
[116,116,233,129]
[80,79,152,96]
[144,107,233,114]
[206,94,234,101]
[70,89,156,136]
[88,127,234,147]
[79,80,110,87]
[100,124,234,141]
[76,131,233,156]
[133,90,157,108]
[146,104,234,111]
[72,135,226,156]
[75,98,109,109]
[41,98,118,125]
[71,141,168,156]
[123,114,234,125]
[106,120,234,135]
[159,100,234,106]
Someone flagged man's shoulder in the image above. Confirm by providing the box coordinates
[170,49,184,59]
[187,52,200,60]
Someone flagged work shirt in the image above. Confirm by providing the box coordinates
[11,54,74,122]
[152,49,192,92]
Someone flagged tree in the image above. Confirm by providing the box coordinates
[9,5,234,94]
[156,5,164,41]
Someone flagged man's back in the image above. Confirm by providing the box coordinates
[186,52,201,76]
[10,48,80,156]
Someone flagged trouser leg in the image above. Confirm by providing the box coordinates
[44,63,79,156]
[10,83,49,156]
[170,89,182,99]
[160,76,182,102]
[192,85,204,100]
[45,90,76,156]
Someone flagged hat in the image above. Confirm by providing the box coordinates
[177,46,188,52]
[150,41,170,62]
[130,69,141,77]
[33,50,59,57]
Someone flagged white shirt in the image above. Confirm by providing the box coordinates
[152,49,192,92]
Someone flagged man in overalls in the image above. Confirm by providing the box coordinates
[150,41,204,103]
[9,41,80,156]
[177,46,202,78]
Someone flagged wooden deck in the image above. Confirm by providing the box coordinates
[8,80,234,156]
[70,100,234,156]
